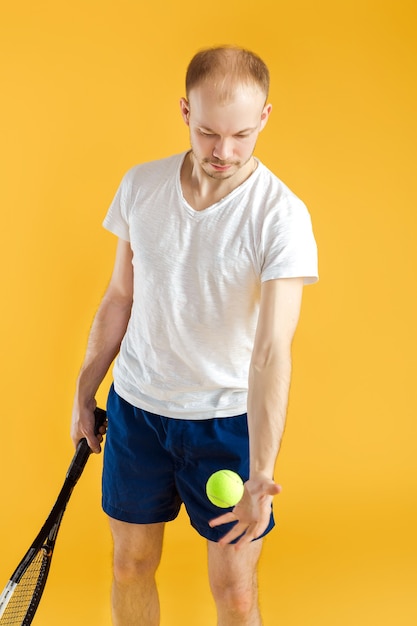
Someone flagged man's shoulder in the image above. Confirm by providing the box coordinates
[123,152,185,185]
[253,160,307,211]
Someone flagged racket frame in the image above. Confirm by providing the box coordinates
[0,407,106,623]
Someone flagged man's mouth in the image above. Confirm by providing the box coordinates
[209,162,234,171]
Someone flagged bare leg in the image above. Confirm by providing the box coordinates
[109,518,165,626]
[208,539,264,626]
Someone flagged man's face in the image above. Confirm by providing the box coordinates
[180,83,272,181]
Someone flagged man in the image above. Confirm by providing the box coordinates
[71,46,318,625]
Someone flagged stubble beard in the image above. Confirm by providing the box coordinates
[191,150,253,181]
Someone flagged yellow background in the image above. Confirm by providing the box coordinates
[1,1,416,624]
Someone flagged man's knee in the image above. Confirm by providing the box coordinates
[208,541,262,617]
[112,548,161,585]
[211,574,258,616]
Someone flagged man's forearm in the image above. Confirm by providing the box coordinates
[247,354,292,478]
[75,294,132,406]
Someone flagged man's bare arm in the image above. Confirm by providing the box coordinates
[71,238,134,452]
[247,276,304,480]
[210,277,304,545]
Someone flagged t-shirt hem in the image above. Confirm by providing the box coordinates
[102,217,130,241]
[113,381,248,420]
[261,271,319,285]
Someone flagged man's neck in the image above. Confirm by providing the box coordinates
[181,151,256,212]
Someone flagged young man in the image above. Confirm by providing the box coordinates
[71,46,318,625]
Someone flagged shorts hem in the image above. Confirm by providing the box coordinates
[103,500,181,525]
[190,514,276,543]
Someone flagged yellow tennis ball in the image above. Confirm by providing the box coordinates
[206,470,244,508]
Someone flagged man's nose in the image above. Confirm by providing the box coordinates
[212,138,233,161]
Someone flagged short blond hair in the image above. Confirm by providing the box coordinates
[185,46,270,101]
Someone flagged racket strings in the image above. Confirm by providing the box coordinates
[0,550,49,625]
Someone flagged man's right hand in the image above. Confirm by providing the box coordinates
[71,401,106,454]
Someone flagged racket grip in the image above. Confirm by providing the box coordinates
[93,407,107,436]
[66,407,107,482]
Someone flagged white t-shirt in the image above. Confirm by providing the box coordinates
[103,152,318,419]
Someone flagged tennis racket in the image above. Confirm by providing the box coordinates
[0,407,107,625]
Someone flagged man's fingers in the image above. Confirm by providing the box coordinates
[208,512,236,528]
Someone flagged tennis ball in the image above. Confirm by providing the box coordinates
[206,469,244,508]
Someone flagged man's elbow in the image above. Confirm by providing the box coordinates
[250,343,292,374]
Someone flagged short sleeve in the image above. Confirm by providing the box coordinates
[102,170,133,241]
[260,195,318,285]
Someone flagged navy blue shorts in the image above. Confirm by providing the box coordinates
[102,385,275,542]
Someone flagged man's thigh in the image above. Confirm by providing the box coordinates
[109,518,165,571]
[207,538,263,590]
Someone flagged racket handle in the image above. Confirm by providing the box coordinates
[67,407,107,482]
[92,407,107,436]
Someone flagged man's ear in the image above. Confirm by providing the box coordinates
[260,103,273,132]
[179,97,191,126]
